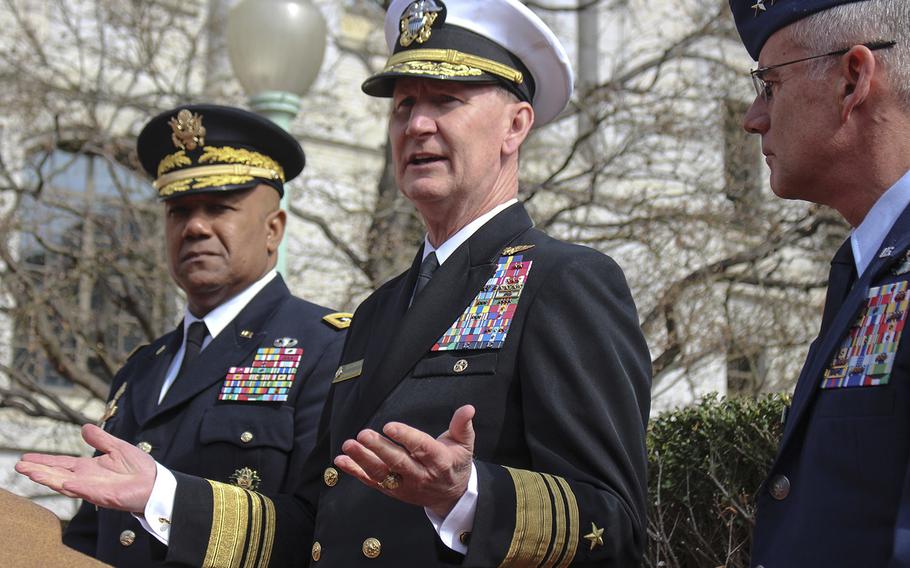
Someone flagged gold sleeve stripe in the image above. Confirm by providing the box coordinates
[202,482,277,568]
[258,495,276,568]
[541,474,566,568]
[241,492,262,568]
[498,468,580,568]
[554,476,579,568]
[203,481,249,568]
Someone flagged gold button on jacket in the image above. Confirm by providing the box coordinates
[323,467,339,487]
[362,538,381,559]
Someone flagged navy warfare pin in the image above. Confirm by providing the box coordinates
[399,0,445,47]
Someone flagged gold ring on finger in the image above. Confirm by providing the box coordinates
[379,472,401,490]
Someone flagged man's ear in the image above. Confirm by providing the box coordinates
[840,44,877,123]
[266,208,286,256]
[502,102,534,156]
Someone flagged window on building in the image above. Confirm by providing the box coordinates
[12,150,172,389]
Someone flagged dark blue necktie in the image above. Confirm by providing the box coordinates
[413,251,439,302]
[819,240,856,335]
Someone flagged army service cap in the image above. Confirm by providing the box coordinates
[362,0,574,127]
[137,104,304,200]
[730,0,868,60]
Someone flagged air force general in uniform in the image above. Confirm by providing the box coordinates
[17,2,652,567]
[728,0,910,566]
[61,105,349,567]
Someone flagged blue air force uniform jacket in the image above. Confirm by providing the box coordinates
[751,204,910,568]
[165,203,652,567]
[63,275,346,567]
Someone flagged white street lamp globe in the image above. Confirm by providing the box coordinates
[226,0,327,111]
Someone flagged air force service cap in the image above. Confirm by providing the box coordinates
[137,104,305,200]
[362,0,574,126]
[730,0,868,60]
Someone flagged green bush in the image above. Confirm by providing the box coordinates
[645,393,789,568]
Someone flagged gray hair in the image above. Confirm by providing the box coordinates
[788,0,910,107]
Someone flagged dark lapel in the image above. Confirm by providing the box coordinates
[147,275,291,423]
[130,330,183,427]
[335,203,534,443]
[777,203,910,454]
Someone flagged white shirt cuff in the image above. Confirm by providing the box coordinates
[134,462,176,545]
[425,462,478,554]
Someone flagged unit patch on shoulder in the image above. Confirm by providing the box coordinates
[323,312,353,330]
[219,347,303,402]
[822,280,910,389]
[432,254,532,351]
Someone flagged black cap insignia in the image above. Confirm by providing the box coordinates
[168,109,206,151]
[399,0,445,47]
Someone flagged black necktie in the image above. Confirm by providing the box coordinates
[413,251,440,302]
[819,240,856,334]
[177,321,208,379]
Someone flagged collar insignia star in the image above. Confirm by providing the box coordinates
[881,246,896,258]
[584,522,604,550]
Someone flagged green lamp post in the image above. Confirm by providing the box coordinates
[226,0,328,275]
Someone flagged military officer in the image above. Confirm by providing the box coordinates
[17,2,651,566]
[59,104,349,567]
[728,0,910,566]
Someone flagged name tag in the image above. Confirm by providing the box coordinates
[333,360,363,383]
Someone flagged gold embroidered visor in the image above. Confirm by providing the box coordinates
[383,49,524,85]
[153,146,285,199]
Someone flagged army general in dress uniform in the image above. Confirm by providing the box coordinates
[18,2,651,566]
[60,104,349,567]
[728,1,910,566]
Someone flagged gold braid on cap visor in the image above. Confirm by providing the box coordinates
[153,146,285,197]
[384,49,524,84]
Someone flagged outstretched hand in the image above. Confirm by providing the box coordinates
[334,404,476,518]
[15,424,156,513]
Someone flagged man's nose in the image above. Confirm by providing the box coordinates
[182,211,212,238]
[405,104,438,137]
[742,96,770,135]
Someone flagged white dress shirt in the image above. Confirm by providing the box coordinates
[851,169,910,277]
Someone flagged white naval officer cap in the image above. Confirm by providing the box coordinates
[361,0,575,127]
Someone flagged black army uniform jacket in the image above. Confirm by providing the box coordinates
[64,275,345,567]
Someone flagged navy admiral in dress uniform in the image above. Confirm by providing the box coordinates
[17,2,651,566]
[728,1,910,566]
[58,104,349,567]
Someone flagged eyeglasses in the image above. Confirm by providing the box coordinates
[750,40,896,101]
